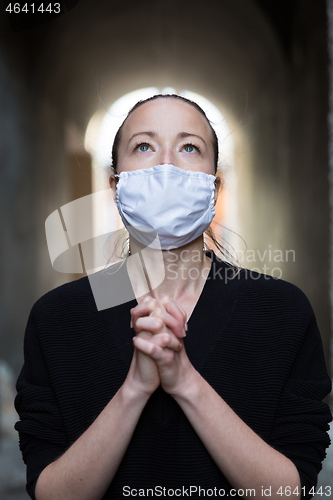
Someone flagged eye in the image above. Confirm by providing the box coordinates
[182,143,200,153]
[135,142,152,152]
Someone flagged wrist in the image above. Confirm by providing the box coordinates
[169,366,203,402]
[121,377,155,404]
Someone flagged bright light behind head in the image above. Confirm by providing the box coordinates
[84,87,238,262]
[85,87,234,176]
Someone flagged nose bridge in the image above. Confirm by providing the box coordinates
[158,142,175,166]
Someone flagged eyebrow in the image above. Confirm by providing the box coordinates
[177,132,207,146]
[128,131,157,142]
[128,131,207,145]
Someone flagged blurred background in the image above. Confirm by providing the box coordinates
[0,0,333,497]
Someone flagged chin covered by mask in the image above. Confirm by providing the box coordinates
[114,164,216,250]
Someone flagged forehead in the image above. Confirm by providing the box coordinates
[121,98,213,140]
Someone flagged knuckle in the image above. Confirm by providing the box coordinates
[161,295,170,304]
[162,333,170,343]
[154,318,163,329]
[155,307,164,318]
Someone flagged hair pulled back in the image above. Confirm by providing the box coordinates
[109,93,240,272]
[111,93,219,174]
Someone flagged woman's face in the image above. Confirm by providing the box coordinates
[115,98,216,175]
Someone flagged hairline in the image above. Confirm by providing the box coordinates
[111,94,218,173]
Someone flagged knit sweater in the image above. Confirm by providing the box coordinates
[15,251,332,500]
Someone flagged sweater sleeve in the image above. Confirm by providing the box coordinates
[14,306,69,500]
[267,299,332,500]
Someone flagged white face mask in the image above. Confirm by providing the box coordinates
[115,164,216,250]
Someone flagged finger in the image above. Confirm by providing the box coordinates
[150,301,186,338]
[160,296,188,328]
[132,297,187,338]
[132,336,167,361]
[135,330,154,341]
[150,332,183,352]
[134,316,164,335]
[150,308,185,339]
[135,330,182,353]
[130,297,159,328]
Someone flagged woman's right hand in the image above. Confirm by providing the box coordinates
[125,297,183,397]
[125,329,161,396]
[125,298,165,396]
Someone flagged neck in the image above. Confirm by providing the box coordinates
[126,235,213,302]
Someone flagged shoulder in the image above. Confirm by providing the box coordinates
[25,274,114,354]
[220,263,325,363]
[237,266,312,308]
[213,255,316,326]
[30,275,95,321]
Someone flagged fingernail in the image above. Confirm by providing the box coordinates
[185,322,188,331]
[143,296,150,303]
[182,328,187,338]
[130,319,133,328]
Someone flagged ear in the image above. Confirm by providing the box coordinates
[109,172,118,199]
[214,176,222,205]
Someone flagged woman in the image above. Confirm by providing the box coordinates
[15,94,332,500]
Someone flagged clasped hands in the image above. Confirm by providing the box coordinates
[128,296,196,397]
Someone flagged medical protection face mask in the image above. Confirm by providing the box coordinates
[115,164,216,250]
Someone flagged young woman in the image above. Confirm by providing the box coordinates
[15,94,332,500]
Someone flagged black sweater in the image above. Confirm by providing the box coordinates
[15,251,332,499]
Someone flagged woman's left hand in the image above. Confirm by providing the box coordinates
[130,296,199,396]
